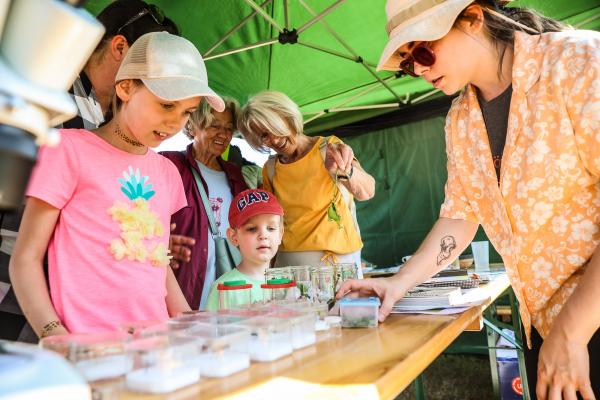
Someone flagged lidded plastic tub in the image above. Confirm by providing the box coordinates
[339,297,381,328]
[125,334,201,394]
[179,323,251,377]
[39,331,133,383]
[236,316,293,362]
[267,309,316,349]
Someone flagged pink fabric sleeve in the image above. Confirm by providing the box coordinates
[26,133,79,209]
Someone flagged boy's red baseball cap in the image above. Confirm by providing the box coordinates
[229,189,284,228]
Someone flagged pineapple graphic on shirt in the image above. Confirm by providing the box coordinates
[107,166,170,267]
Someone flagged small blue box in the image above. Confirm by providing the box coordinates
[339,297,380,328]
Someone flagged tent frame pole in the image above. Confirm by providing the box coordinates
[297,0,346,34]
[204,38,278,61]
[204,0,273,56]
[241,0,283,32]
[297,0,402,104]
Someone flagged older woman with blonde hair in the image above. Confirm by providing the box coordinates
[238,91,375,271]
[161,97,247,310]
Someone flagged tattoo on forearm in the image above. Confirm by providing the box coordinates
[437,235,457,266]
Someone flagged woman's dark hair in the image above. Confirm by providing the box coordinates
[94,0,179,54]
[100,79,143,126]
[458,1,569,77]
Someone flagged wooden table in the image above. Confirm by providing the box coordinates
[116,273,510,400]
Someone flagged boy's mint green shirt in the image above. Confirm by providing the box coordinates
[205,268,265,311]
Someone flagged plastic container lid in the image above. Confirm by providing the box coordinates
[218,281,253,290]
[261,280,296,289]
[338,297,381,306]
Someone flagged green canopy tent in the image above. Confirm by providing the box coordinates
[86,0,600,266]
[86,0,600,133]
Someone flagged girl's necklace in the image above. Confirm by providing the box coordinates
[115,124,143,147]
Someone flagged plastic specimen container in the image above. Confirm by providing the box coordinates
[217,280,253,310]
[312,265,335,303]
[267,309,316,349]
[39,331,133,382]
[237,317,293,362]
[120,320,167,338]
[339,297,381,328]
[179,323,251,377]
[264,266,293,282]
[261,279,298,303]
[125,335,201,394]
[289,265,314,300]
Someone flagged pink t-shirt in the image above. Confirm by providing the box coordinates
[26,129,187,333]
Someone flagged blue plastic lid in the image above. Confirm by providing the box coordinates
[339,297,381,306]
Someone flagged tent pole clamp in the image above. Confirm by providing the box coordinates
[278,28,298,44]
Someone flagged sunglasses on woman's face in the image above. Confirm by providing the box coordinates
[116,5,166,35]
[399,43,436,77]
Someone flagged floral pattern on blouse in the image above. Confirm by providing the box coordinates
[440,31,600,344]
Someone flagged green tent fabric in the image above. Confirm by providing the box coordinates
[86,0,600,133]
[84,0,599,267]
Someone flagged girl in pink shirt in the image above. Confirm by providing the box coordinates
[9,32,225,337]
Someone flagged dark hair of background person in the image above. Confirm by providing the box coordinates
[459,0,568,77]
[95,0,179,52]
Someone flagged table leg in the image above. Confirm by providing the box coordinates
[414,374,425,400]
[484,306,502,400]
[509,289,530,400]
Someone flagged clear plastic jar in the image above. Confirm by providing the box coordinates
[217,280,253,310]
[261,279,298,303]
[312,265,335,304]
[264,266,293,282]
[334,263,358,291]
[289,265,313,300]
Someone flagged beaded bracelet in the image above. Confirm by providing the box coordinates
[40,320,63,338]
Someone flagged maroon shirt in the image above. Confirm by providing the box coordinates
[161,144,247,309]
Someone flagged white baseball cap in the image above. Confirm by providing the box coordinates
[116,31,225,111]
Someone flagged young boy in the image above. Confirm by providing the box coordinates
[205,189,284,311]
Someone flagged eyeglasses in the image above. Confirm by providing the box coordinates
[116,5,165,35]
[399,42,436,77]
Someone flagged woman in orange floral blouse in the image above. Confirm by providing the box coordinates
[340,1,600,398]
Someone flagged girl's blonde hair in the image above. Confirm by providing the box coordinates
[237,91,303,152]
[184,96,240,139]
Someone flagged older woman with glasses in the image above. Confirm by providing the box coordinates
[161,98,247,310]
[238,91,375,272]
[339,0,600,398]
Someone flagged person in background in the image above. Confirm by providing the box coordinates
[205,189,284,311]
[9,32,225,336]
[339,1,600,398]
[0,0,184,343]
[226,144,264,189]
[238,91,375,271]
[161,97,248,310]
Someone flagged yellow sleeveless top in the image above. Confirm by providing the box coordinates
[262,136,362,254]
